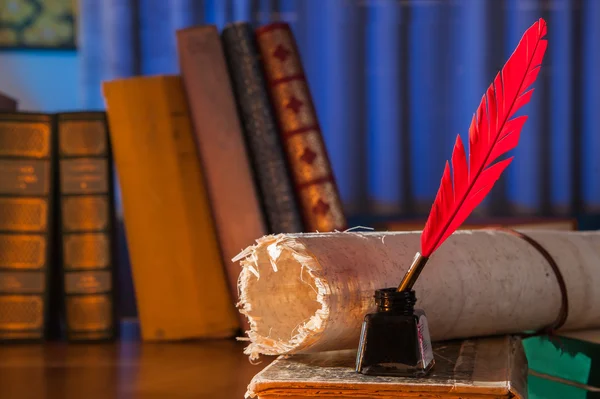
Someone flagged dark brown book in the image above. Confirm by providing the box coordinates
[255,22,347,233]
[0,112,55,341]
[0,91,17,111]
[56,112,117,341]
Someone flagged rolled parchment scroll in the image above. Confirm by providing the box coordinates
[234,230,600,360]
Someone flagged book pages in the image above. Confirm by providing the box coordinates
[246,336,527,399]
[234,230,600,360]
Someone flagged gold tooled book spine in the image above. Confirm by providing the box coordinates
[0,112,55,341]
[56,112,117,341]
[255,23,347,232]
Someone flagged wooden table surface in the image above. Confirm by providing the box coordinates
[0,339,271,399]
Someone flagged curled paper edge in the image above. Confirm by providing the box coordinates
[235,234,329,361]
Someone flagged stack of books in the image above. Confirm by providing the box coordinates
[101,21,347,341]
[0,22,351,344]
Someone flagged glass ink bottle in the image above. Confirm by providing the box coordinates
[355,288,435,377]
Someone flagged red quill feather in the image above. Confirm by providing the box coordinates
[420,18,548,257]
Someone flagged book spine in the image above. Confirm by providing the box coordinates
[176,26,268,331]
[407,6,453,214]
[366,3,405,215]
[0,92,17,111]
[78,0,104,109]
[448,1,492,217]
[504,4,544,215]
[582,0,600,212]
[0,113,55,341]
[138,0,178,74]
[102,75,239,340]
[255,23,347,232]
[57,112,117,341]
[221,22,304,234]
[548,0,573,215]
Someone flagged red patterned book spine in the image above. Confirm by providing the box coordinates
[255,23,347,232]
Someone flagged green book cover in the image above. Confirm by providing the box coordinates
[524,335,600,398]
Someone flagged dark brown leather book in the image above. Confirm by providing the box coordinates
[0,91,17,111]
[255,22,347,233]
[221,22,304,234]
[56,112,117,341]
[0,112,55,341]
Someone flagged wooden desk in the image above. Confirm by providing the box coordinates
[0,339,270,398]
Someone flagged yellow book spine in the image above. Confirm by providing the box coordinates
[102,75,239,340]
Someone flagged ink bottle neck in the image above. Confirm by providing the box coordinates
[375,288,416,316]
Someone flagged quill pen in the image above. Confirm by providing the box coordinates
[398,18,548,292]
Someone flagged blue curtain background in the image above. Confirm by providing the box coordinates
[78,0,600,219]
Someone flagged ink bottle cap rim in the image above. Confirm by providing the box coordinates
[374,288,416,315]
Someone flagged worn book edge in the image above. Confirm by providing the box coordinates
[246,336,527,398]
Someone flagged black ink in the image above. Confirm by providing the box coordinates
[355,288,435,377]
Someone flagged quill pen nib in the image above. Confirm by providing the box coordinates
[397,252,429,292]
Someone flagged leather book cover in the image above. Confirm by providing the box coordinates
[255,22,347,233]
[0,91,17,111]
[221,22,304,234]
[102,75,239,341]
[176,25,267,331]
[0,112,55,341]
[56,111,117,341]
[246,336,527,399]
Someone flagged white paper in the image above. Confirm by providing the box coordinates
[235,230,600,360]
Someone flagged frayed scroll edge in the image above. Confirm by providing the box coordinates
[233,233,330,363]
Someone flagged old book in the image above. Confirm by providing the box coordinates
[234,230,600,360]
[247,336,527,399]
[378,216,577,232]
[221,22,304,234]
[102,75,239,341]
[0,92,17,111]
[0,112,55,341]
[176,25,267,331]
[523,335,600,398]
[56,111,117,341]
[255,23,347,233]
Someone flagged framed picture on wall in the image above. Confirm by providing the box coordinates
[0,0,76,49]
